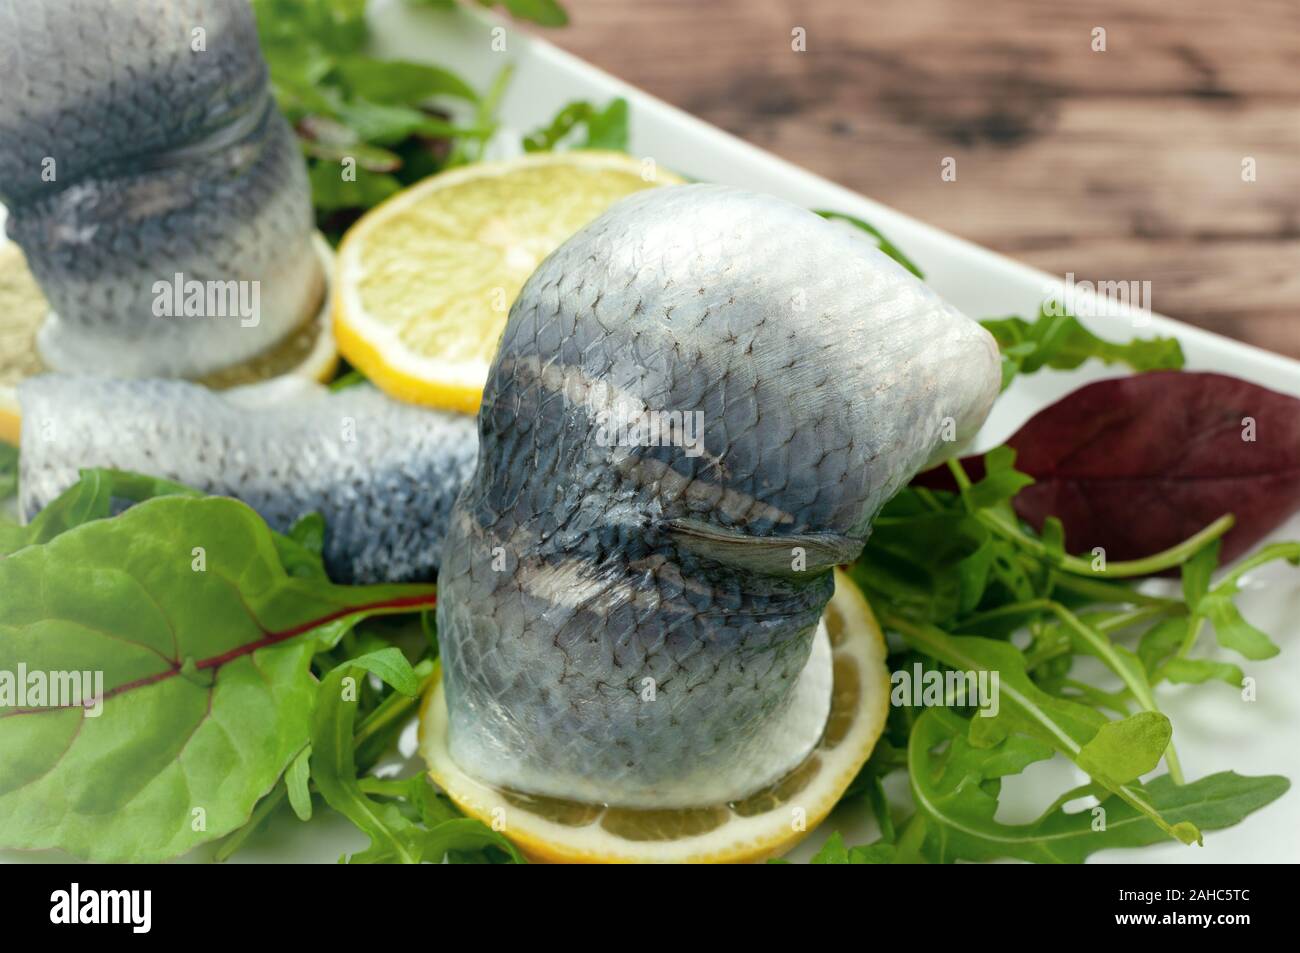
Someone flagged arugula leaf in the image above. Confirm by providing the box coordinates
[327,98,472,145]
[287,512,327,557]
[408,0,570,27]
[814,210,925,279]
[1181,538,1218,606]
[214,656,440,862]
[255,0,369,60]
[962,445,1034,512]
[276,514,331,581]
[524,98,630,152]
[335,57,479,104]
[1175,542,1299,664]
[309,649,521,863]
[421,817,526,862]
[1161,658,1246,687]
[308,162,404,213]
[311,649,424,863]
[1138,618,1190,676]
[869,439,1292,862]
[850,501,990,623]
[1075,711,1171,786]
[908,709,1287,863]
[476,0,569,27]
[299,132,403,171]
[0,496,437,861]
[1199,593,1280,661]
[328,368,370,392]
[403,772,461,827]
[845,762,898,843]
[809,831,894,864]
[982,307,1184,390]
[253,0,496,232]
[886,615,1197,844]
[580,99,630,151]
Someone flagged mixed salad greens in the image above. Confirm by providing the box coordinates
[252,0,600,239]
[0,0,1294,864]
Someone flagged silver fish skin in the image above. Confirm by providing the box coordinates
[438,184,1002,807]
[18,376,478,584]
[0,0,324,378]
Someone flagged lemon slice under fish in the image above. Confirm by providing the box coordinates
[0,240,339,446]
[0,244,45,445]
[332,151,682,414]
[419,569,890,864]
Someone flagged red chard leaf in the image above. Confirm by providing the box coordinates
[917,372,1300,565]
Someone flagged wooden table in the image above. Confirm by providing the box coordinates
[545,0,1300,358]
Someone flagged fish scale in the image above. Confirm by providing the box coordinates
[18,376,478,584]
[437,184,1002,808]
[0,0,323,379]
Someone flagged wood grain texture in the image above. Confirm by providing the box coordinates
[541,0,1300,357]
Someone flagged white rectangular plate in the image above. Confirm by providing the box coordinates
[6,0,1297,865]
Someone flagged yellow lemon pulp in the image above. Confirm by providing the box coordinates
[332,151,682,414]
[0,243,44,445]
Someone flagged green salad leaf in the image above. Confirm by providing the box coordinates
[524,98,630,153]
[0,443,16,500]
[334,57,480,105]
[905,709,1288,863]
[887,616,1195,842]
[310,650,521,863]
[1191,546,1299,661]
[808,831,893,864]
[0,468,201,557]
[251,0,574,233]
[252,0,516,234]
[852,428,1294,861]
[982,308,1185,390]
[814,210,925,279]
[484,0,569,27]
[407,0,569,26]
[0,495,436,861]
[285,747,315,821]
[308,161,404,213]
[311,650,426,863]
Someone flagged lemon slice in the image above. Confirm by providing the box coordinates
[0,243,45,445]
[0,238,339,446]
[419,569,890,864]
[332,151,682,413]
